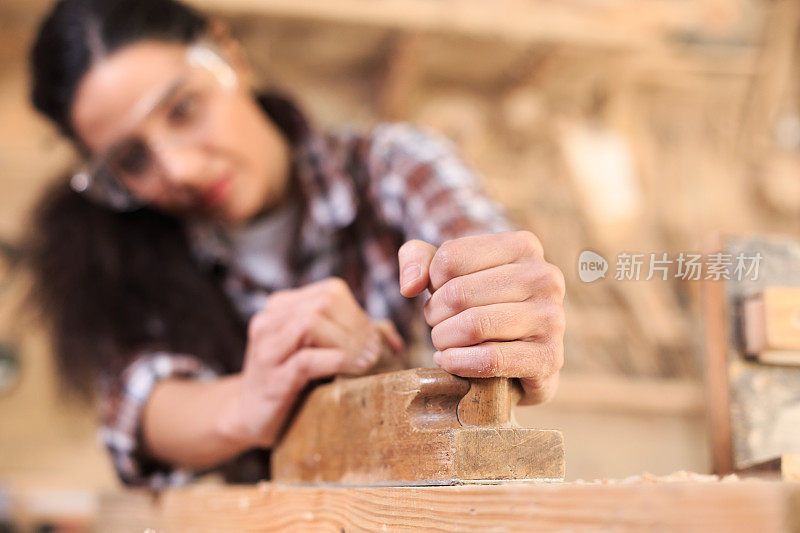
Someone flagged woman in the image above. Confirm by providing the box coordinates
[26,0,566,487]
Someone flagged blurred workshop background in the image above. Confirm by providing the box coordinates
[2,0,800,499]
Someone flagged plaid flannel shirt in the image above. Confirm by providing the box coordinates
[99,121,513,488]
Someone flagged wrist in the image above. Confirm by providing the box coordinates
[213,373,260,452]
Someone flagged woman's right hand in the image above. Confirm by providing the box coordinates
[227,277,403,449]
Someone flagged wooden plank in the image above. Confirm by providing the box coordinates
[158,481,800,532]
[702,232,734,474]
[744,287,800,365]
[189,0,656,49]
[190,0,758,51]
[271,368,564,484]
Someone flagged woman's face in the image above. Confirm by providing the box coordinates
[70,39,291,225]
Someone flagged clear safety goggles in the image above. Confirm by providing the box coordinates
[70,42,239,211]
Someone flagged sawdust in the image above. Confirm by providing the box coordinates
[573,471,741,485]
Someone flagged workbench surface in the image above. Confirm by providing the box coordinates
[92,479,800,532]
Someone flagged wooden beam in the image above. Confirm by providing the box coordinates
[738,0,800,157]
[378,32,424,121]
[702,232,734,475]
[189,0,658,49]
[157,481,799,532]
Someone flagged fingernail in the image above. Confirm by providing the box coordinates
[433,351,442,365]
[400,264,421,290]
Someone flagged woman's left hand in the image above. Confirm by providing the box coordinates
[398,231,565,405]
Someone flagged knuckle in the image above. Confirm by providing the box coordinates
[541,339,565,373]
[465,308,491,342]
[545,263,566,299]
[323,277,347,295]
[540,304,566,336]
[430,324,447,351]
[247,312,267,339]
[484,343,507,375]
[254,348,274,368]
[334,352,355,375]
[298,313,318,340]
[290,357,311,385]
[431,240,460,279]
[514,230,543,257]
[443,279,469,314]
[530,262,566,300]
[520,263,539,290]
[268,363,291,384]
[314,290,334,313]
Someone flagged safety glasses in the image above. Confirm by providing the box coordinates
[70,42,239,211]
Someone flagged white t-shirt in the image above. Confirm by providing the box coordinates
[222,198,300,290]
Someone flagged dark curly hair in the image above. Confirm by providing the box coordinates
[25,0,309,399]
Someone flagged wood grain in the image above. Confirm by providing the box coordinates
[271,368,564,484]
[456,377,521,427]
[158,481,799,532]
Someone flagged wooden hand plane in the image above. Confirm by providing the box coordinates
[271,368,565,486]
